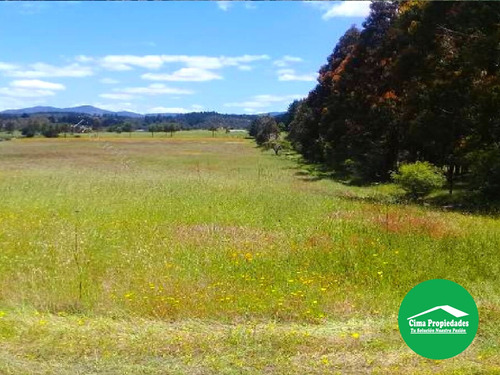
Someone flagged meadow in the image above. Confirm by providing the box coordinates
[0,131,499,374]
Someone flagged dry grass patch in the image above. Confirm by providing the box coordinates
[0,311,496,375]
[174,224,283,249]
[329,205,462,239]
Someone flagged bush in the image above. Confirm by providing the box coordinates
[262,139,292,155]
[391,161,445,199]
[41,126,59,138]
[466,145,500,198]
[21,127,36,138]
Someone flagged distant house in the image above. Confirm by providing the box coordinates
[71,120,92,133]
[71,124,92,133]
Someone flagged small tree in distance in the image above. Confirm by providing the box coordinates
[149,124,162,137]
[208,125,218,137]
[249,116,280,146]
[164,123,179,137]
[122,122,133,138]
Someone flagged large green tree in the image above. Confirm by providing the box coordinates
[287,1,500,195]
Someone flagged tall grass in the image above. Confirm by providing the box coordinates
[0,132,499,373]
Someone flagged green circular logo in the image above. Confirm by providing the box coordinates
[398,279,478,359]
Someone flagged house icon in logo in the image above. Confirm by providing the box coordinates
[399,280,478,359]
[407,305,468,320]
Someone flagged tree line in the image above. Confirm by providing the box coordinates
[283,1,499,198]
[0,111,259,138]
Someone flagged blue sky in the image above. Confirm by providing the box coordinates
[0,1,370,114]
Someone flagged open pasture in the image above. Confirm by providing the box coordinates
[0,132,499,374]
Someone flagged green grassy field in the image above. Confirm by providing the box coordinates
[0,131,499,374]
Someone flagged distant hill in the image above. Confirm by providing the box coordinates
[113,110,144,118]
[66,106,115,116]
[1,106,61,115]
[1,105,143,118]
[144,111,256,130]
[1,106,286,119]
[0,106,287,130]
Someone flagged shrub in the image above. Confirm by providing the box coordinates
[391,161,445,199]
[21,127,36,138]
[41,126,59,138]
[262,139,292,155]
[466,145,500,198]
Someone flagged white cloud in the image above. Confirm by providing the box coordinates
[307,1,371,20]
[99,83,193,103]
[100,55,165,71]
[273,55,303,67]
[216,1,256,11]
[93,102,139,113]
[165,54,269,69]
[148,104,205,114]
[224,94,303,111]
[238,65,253,71]
[142,67,222,82]
[221,54,270,66]
[90,54,269,72]
[323,1,371,18]
[120,83,194,96]
[151,107,187,113]
[217,1,232,11]
[0,62,19,71]
[148,107,188,114]
[0,79,65,98]
[254,94,303,102]
[161,55,222,69]
[277,68,316,82]
[75,55,94,63]
[100,78,120,84]
[5,63,93,78]
[0,87,56,98]
[99,93,134,100]
[10,79,65,91]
